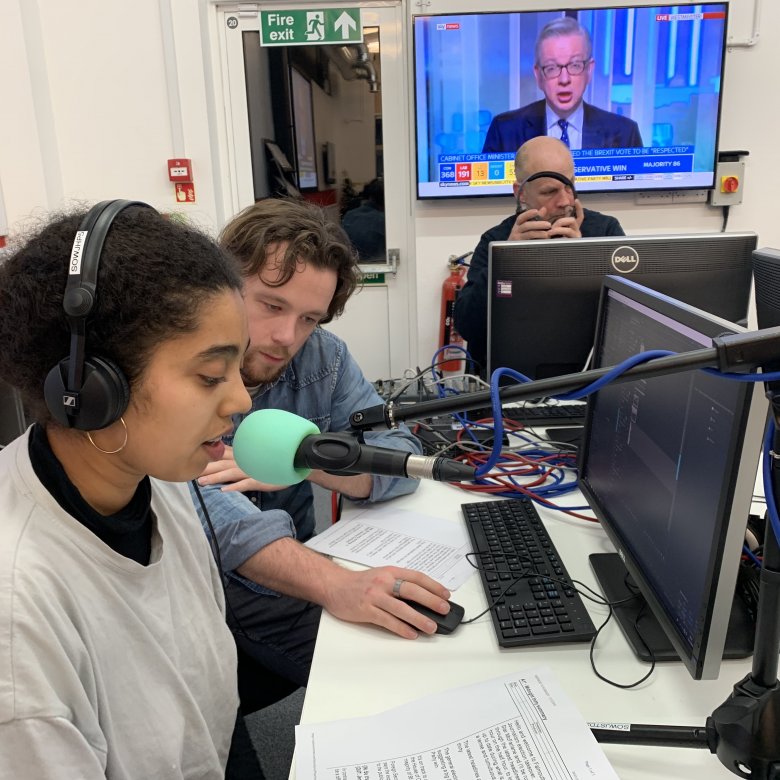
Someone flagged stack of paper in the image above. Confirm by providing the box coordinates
[295,666,619,779]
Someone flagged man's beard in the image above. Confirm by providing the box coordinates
[241,349,291,387]
[549,204,575,224]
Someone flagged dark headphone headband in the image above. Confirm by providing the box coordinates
[44,199,155,430]
[519,170,577,196]
[63,200,154,394]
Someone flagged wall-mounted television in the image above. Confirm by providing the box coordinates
[413,3,728,199]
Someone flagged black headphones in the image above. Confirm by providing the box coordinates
[519,170,577,195]
[43,199,155,430]
[516,170,577,214]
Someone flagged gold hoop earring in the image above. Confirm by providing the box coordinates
[86,417,128,455]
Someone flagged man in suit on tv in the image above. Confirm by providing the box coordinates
[454,136,625,370]
[482,17,642,154]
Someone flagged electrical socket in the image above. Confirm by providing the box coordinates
[635,190,675,205]
[635,189,708,205]
[672,189,708,204]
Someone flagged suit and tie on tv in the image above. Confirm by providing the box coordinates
[482,99,643,154]
[483,17,643,155]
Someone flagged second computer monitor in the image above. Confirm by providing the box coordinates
[487,232,757,379]
[579,275,766,680]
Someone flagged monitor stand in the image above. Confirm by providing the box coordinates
[589,552,754,662]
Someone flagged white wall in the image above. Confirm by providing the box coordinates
[0,0,224,231]
[312,70,377,191]
[0,0,775,371]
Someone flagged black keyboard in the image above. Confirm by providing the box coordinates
[463,402,586,426]
[461,498,597,648]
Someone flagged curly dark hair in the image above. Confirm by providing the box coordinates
[0,205,243,424]
[219,198,360,323]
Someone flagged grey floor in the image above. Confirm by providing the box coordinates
[243,485,333,780]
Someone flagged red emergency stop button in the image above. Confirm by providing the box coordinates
[721,175,740,193]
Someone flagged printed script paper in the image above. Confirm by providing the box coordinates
[295,666,618,780]
[304,506,475,590]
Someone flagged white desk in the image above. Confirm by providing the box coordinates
[294,480,758,779]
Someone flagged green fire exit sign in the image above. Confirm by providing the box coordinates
[260,9,362,46]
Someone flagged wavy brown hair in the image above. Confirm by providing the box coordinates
[219,198,360,323]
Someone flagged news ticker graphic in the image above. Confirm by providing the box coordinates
[437,156,516,188]
[435,146,697,188]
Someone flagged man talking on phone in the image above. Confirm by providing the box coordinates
[454,136,624,370]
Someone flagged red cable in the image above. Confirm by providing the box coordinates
[435,415,597,523]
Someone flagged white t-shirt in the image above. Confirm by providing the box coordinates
[0,431,239,779]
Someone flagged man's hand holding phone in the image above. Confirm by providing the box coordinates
[549,198,584,239]
[509,199,584,241]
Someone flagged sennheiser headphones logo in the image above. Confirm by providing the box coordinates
[62,394,77,407]
[610,245,639,274]
[69,231,88,275]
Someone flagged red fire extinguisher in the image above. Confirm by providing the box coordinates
[439,255,469,372]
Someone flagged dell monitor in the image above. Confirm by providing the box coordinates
[486,231,757,378]
[413,3,728,199]
[578,275,766,680]
[752,248,780,337]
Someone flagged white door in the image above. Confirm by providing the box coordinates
[216,1,414,382]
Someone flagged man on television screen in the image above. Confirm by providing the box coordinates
[482,17,643,154]
[454,136,625,370]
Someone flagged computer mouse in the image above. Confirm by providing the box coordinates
[400,598,465,635]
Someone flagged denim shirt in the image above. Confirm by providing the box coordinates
[193,327,422,595]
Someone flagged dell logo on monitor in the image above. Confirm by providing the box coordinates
[610,246,640,273]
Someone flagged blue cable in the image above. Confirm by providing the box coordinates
[473,447,580,499]
[474,367,534,476]
[430,345,780,548]
[761,419,780,546]
[557,350,675,400]
[431,343,471,367]
[704,368,780,383]
[478,355,673,474]
[742,544,763,569]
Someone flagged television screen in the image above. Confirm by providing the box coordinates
[413,3,728,199]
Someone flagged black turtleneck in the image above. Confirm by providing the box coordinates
[28,423,152,565]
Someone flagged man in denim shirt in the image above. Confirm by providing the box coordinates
[196,199,452,707]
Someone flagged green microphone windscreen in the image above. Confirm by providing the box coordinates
[233,409,320,486]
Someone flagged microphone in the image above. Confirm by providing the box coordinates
[232,409,476,486]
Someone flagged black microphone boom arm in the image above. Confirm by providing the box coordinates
[349,328,780,432]
[346,325,780,778]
